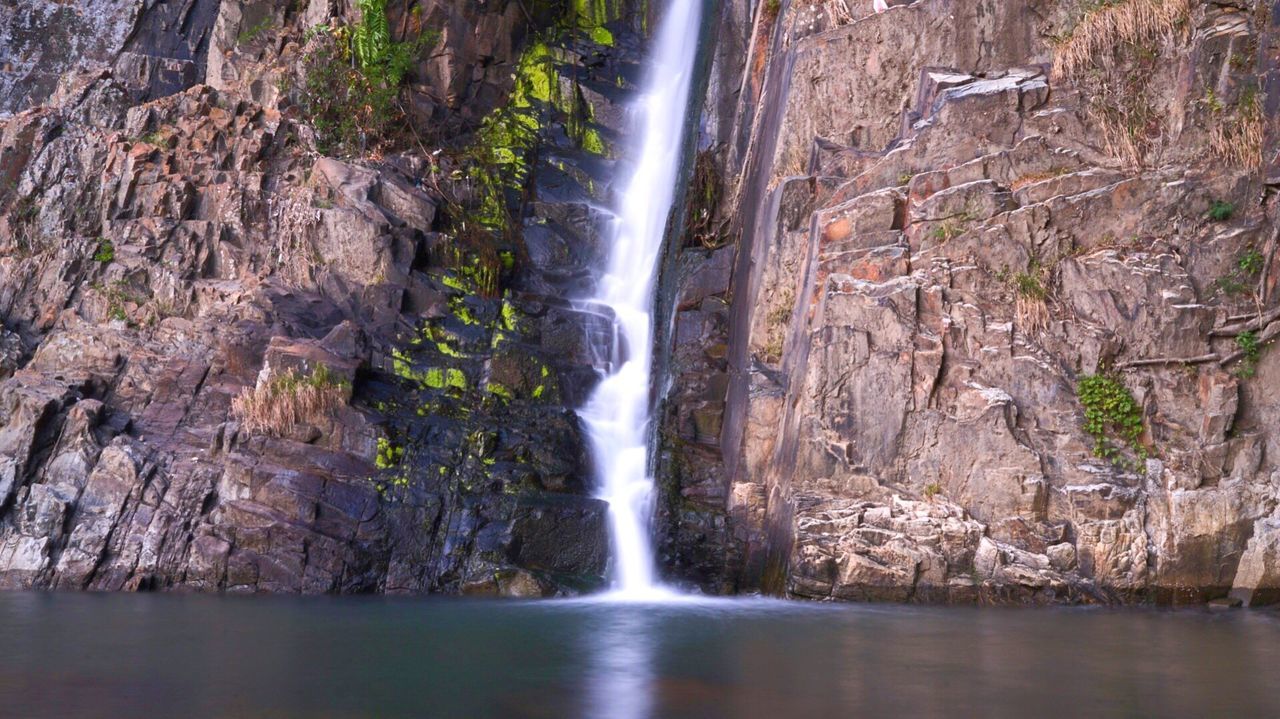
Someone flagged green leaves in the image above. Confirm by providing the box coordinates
[92,238,114,263]
[294,1,437,157]
[1236,331,1261,379]
[1077,374,1147,466]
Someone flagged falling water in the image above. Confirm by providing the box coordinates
[578,0,702,599]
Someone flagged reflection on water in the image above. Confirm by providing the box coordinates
[583,606,657,719]
[0,593,1277,718]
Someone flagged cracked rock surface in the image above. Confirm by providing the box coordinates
[658,0,1280,605]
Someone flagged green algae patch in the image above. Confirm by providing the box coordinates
[376,437,405,469]
[485,382,515,401]
[574,0,616,45]
[445,368,468,390]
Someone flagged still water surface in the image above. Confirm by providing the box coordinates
[1,593,1277,718]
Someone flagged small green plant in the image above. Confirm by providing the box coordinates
[924,482,943,500]
[1077,374,1147,466]
[1207,200,1235,222]
[931,219,965,242]
[761,289,793,362]
[93,280,145,325]
[1235,330,1261,378]
[92,238,114,263]
[1238,247,1264,276]
[764,0,781,18]
[293,1,437,156]
[1215,246,1265,297]
[998,263,1051,332]
[1214,275,1249,295]
[8,193,41,254]
[1013,272,1047,300]
[1204,88,1225,114]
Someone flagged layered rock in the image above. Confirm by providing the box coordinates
[0,0,649,596]
[660,0,1280,604]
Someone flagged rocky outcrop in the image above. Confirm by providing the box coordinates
[660,0,1280,604]
[0,0,649,595]
[7,0,1280,606]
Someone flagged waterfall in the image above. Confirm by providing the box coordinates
[578,0,702,599]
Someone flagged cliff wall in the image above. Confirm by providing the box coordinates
[660,0,1280,605]
[0,0,651,596]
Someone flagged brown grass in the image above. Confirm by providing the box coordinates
[1052,0,1190,80]
[1011,270,1051,334]
[1015,293,1051,334]
[232,363,349,436]
[1210,100,1264,170]
[1052,0,1191,167]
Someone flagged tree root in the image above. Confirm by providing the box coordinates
[1117,319,1278,370]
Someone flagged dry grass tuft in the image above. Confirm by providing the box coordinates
[232,363,350,437]
[1015,292,1051,334]
[1053,0,1190,80]
[1010,270,1051,334]
[1051,0,1190,167]
[1210,94,1264,169]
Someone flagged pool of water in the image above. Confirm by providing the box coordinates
[1,593,1277,718]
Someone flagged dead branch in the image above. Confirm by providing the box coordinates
[1210,306,1280,337]
[1219,320,1280,367]
[1117,353,1220,369]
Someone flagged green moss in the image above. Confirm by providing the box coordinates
[486,382,514,401]
[500,300,521,331]
[445,368,467,390]
[573,0,616,44]
[436,341,465,358]
[441,273,468,292]
[453,302,480,326]
[376,437,404,469]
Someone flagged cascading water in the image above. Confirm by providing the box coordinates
[578,0,702,599]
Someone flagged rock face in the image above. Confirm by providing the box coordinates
[0,0,648,595]
[5,0,1280,607]
[658,0,1280,604]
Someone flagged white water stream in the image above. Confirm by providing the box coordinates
[577,0,702,599]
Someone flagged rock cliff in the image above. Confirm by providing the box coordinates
[659,0,1280,605]
[3,0,1279,606]
[0,0,647,596]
